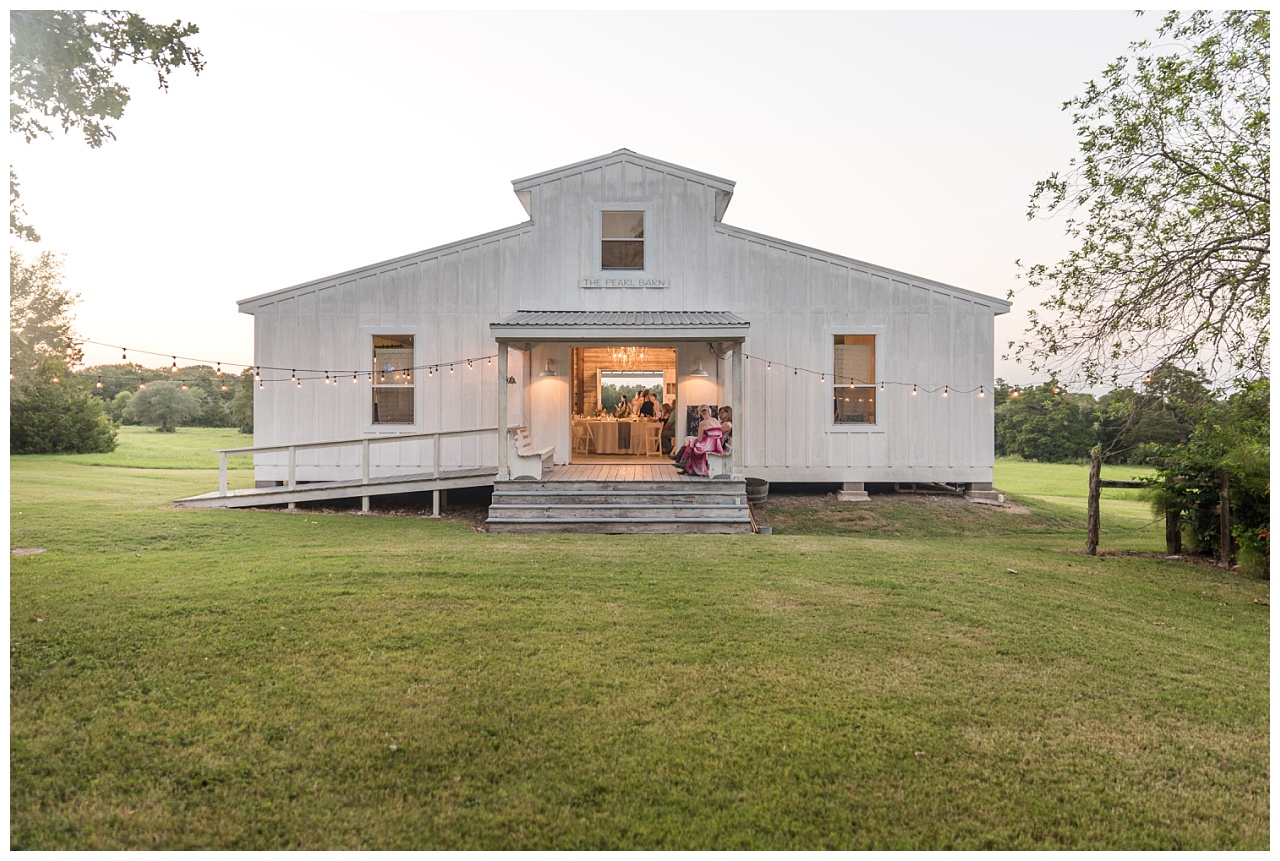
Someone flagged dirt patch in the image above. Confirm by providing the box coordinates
[11,547,46,556]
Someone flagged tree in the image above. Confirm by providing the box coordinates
[1096,364,1211,463]
[10,356,116,454]
[124,380,204,433]
[229,368,254,434]
[995,383,1097,462]
[10,249,80,385]
[1015,11,1269,385]
[9,9,204,238]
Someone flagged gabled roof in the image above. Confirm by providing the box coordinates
[511,149,736,222]
[491,310,749,342]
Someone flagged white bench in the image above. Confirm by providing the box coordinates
[508,426,554,480]
[707,450,733,479]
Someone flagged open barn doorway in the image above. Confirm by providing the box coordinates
[569,346,676,462]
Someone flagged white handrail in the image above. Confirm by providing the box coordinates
[214,427,499,495]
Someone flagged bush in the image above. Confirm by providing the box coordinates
[10,360,117,454]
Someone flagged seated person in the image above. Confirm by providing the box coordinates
[614,395,631,418]
[658,402,676,453]
[637,389,656,418]
[675,405,724,477]
[717,405,733,453]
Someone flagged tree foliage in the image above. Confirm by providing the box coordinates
[995,384,1098,463]
[1095,364,1211,464]
[9,9,204,239]
[124,380,203,433]
[1016,11,1269,384]
[10,248,80,386]
[10,356,116,454]
[1145,378,1269,571]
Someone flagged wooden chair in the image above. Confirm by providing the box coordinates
[509,426,554,480]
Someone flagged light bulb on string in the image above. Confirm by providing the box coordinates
[352,373,358,384]
[911,384,918,396]
[978,386,985,398]
[1052,385,1060,394]
[487,357,492,365]
[139,379,147,390]
[1011,388,1020,398]
[942,386,949,397]
[216,363,223,377]
[171,357,179,374]
[767,361,772,371]
[428,366,433,377]
[467,359,473,369]
[879,382,885,392]
[122,348,128,362]
[182,382,189,391]
[51,374,60,384]
[820,373,825,383]
[450,364,454,373]
[95,376,104,389]
[324,371,331,385]
[259,380,264,390]
[221,383,228,392]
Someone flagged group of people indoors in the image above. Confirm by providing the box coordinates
[609,390,734,477]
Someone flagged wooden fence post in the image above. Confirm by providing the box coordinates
[1219,470,1232,568]
[1085,444,1101,556]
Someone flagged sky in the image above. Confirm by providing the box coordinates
[11,9,1165,386]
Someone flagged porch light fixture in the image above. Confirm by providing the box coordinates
[538,361,557,377]
[690,360,709,377]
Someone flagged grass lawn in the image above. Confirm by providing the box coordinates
[9,441,1269,849]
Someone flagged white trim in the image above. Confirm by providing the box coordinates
[825,325,885,434]
[362,326,422,434]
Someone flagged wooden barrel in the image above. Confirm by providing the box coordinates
[745,477,769,505]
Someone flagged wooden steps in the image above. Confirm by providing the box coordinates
[486,479,753,534]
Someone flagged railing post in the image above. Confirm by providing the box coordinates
[219,452,228,496]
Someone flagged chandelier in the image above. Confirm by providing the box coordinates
[609,346,647,370]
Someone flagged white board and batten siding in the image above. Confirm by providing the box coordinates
[239,149,1010,486]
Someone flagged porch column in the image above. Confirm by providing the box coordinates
[732,340,744,480]
[496,342,510,481]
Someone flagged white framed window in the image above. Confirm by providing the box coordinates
[592,203,654,276]
[367,332,417,428]
[828,328,884,432]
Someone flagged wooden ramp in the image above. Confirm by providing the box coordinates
[175,467,498,510]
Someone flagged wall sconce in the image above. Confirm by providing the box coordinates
[506,376,517,385]
[689,360,709,377]
[538,360,557,377]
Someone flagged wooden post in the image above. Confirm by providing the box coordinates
[1085,444,1101,556]
[497,343,510,481]
[1219,470,1232,568]
[1165,509,1182,555]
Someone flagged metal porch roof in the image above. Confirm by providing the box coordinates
[490,311,749,342]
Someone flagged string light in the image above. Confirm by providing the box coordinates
[216,363,223,376]
[121,348,128,362]
[51,374,60,384]
[324,371,332,385]
[170,357,179,374]
[138,379,147,390]
[95,377,104,389]
[911,384,917,396]
[428,366,433,377]
[467,359,473,369]
[978,386,985,398]
[352,373,358,384]
[942,386,949,397]
[1011,388,1020,398]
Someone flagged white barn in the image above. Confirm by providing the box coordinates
[233,149,1009,523]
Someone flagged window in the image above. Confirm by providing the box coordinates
[372,335,414,425]
[601,210,644,270]
[833,334,876,424]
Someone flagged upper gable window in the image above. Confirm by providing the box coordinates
[601,210,644,270]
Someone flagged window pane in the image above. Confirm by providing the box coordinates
[834,387,877,424]
[373,335,413,385]
[602,240,644,269]
[373,387,414,424]
[602,211,644,239]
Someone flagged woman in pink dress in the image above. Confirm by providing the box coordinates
[677,405,724,477]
